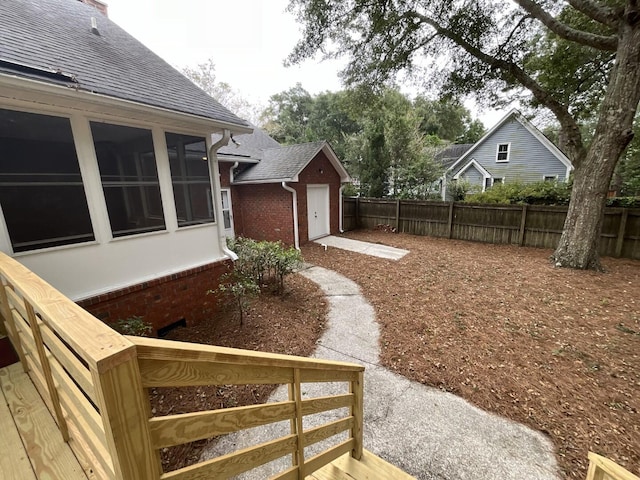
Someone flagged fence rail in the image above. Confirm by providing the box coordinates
[343,197,640,259]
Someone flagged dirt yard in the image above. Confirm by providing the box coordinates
[301,230,639,479]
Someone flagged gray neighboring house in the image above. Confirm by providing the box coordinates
[439,109,573,200]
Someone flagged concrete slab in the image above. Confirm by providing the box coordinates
[313,235,409,260]
[201,266,559,480]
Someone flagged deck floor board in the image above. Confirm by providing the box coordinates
[0,363,87,480]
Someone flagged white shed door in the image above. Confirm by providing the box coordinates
[307,185,330,240]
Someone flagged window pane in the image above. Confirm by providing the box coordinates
[497,144,509,161]
[91,122,165,236]
[0,108,94,252]
[165,132,214,227]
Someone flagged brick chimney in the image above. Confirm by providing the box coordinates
[78,0,108,17]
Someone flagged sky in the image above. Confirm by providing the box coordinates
[104,0,504,126]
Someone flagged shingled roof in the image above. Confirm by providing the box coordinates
[435,143,475,170]
[0,0,248,128]
[215,126,282,160]
[234,141,330,183]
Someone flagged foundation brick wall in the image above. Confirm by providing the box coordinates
[77,259,232,334]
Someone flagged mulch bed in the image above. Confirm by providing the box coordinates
[148,273,327,471]
[301,230,639,479]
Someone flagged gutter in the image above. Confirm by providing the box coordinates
[208,129,238,261]
[281,182,300,250]
[339,184,345,233]
[229,161,239,184]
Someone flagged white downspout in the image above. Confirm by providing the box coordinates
[281,182,300,250]
[339,184,345,233]
[208,129,238,261]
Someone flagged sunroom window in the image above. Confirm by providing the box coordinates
[0,108,94,252]
[91,122,165,237]
[165,133,214,227]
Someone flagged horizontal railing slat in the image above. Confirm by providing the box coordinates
[301,394,354,416]
[138,358,294,387]
[300,369,359,383]
[303,417,354,448]
[269,466,298,480]
[130,336,363,372]
[149,401,296,448]
[161,434,298,480]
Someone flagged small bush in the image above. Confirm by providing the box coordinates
[607,196,640,208]
[109,316,152,337]
[210,271,260,326]
[227,237,303,294]
[466,180,572,205]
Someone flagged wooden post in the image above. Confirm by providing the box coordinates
[395,199,401,232]
[355,197,360,229]
[292,369,305,479]
[519,204,528,246]
[92,347,161,480]
[350,371,364,461]
[615,209,628,258]
[26,302,70,441]
[447,202,454,239]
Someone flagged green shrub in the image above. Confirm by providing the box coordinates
[465,180,572,205]
[227,237,303,294]
[109,316,152,337]
[606,196,640,208]
[210,271,260,326]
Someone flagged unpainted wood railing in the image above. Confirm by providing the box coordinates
[586,452,639,480]
[0,251,364,479]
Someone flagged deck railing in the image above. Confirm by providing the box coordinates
[0,252,364,479]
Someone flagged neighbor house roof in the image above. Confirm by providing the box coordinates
[435,143,475,170]
[233,140,351,184]
[0,0,249,128]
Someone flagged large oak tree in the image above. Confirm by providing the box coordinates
[286,0,640,269]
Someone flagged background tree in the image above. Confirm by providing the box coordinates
[182,58,261,124]
[286,0,640,270]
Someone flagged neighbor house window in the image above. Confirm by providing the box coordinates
[496,143,510,162]
[0,108,94,252]
[165,133,214,226]
[544,175,557,182]
[493,177,504,185]
[91,122,165,237]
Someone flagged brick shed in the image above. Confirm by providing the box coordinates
[216,128,351,247]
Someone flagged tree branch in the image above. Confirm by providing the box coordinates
[565,0,620,29]
[514,0,618,51]
[410,10,587,165]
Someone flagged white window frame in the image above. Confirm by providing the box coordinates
[496,143,510,163]
[492,177,505,186]
[543,174,558,182]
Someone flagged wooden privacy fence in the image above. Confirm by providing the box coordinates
[0,251,365,479]
[343,197,640,259]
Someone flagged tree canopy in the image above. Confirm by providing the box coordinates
[286,0,640,269]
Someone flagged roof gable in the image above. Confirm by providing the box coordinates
[0,0,248,128]
[447,109,572,174]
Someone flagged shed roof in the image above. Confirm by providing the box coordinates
[0,0,248,128]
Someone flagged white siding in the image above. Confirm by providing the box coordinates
[452,118,569,183]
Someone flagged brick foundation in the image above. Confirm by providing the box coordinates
[77,259,232,334]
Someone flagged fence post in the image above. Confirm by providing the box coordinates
[615,208,629,258]
[355,197,360,229]
[395,199,401,232]
[519,204,528,246]
[447,202,454,239]
[93,347,161,479]
[351,371,364,461]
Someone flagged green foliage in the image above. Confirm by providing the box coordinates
[447,179,473,201]
[464,181,573,206]
[228,237,303,295]
[210,272,260,326]
[109,316,152,337]
[606,196,640,208]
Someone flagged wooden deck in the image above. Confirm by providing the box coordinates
[0,360,412,480]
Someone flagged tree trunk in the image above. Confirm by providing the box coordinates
[552,17,640,269]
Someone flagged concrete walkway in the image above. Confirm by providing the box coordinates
[202,265,559,480]
[314,235,409,260]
